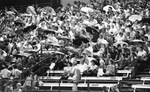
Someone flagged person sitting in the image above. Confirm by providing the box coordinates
[82,60,98,76]
[60,62,73,80]
[103,59,116,76]
[13,83,22,92]
[77,58,89,75]
[117,53,128,70]
[4,80,13,92]
[137,46,148,72]
[64,62,73,73]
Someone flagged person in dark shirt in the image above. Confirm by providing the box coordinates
[117,53,128,70]
[122,44,130,59]
[116,44,122,60]
[109,46,118,61]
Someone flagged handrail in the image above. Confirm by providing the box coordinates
[33,57,57,75]
[34,66,49,75]
[22,52,54,74]
[23,49,41,67]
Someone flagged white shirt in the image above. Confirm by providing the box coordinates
[1,68,11,78]
[12,69,22,78]
[137,50,147,57]
[137,50,147,61]
[77,63,89,73]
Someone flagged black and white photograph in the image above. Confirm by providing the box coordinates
[0,0,150,92]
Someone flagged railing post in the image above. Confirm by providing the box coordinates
[0,78,1,92]
[119,80,121,92]
[31,78,33,92]
[59,80,60,92]
[87,80,90,92]
[22,58,24,79]
[40,44,43,62]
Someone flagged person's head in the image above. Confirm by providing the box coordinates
[67,62,72,67]
[72,61,78,66]
[123,44,127,48]
[16,83,21,88]
[109,59,113,65]
[117,44,121,49]
[111,46,116,51]
[138,46,144,51]
[91,60,96,65]
[13,65,17,69]
[119,32,123,36]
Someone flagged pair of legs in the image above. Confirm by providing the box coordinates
[72,82,78,92]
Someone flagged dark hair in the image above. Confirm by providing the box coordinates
[13,65,17,69]
[91,60,97,65]
[117,44,121,47]
[123,44,127,46]
[139,46,143,50]
[68,62,72,66]
[109,59,114,64]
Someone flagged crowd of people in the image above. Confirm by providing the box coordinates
[0,0,150,92]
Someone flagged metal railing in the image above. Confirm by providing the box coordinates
[0,78,122,92]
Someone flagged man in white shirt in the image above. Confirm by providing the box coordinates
[12,65,22,79]
[0,66,11,79]
[77,58,89,75]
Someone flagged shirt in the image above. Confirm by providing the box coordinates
[24,76,32,86]
[12,69,22,78]
[106,65,115,75]
[71,66,81,83]
[13,89,22,92]
[1,68,11,78]
[77,63,89,73]
[137,50,147,61]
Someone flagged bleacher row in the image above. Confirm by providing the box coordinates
[35,69,150,92]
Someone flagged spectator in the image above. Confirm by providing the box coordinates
[103,59,116,76]
[4,80,13,92]
[0,66,11,79]
[70,61,81,91]
[13,83,22,92]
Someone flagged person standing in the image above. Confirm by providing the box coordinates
[70,61,81,91]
